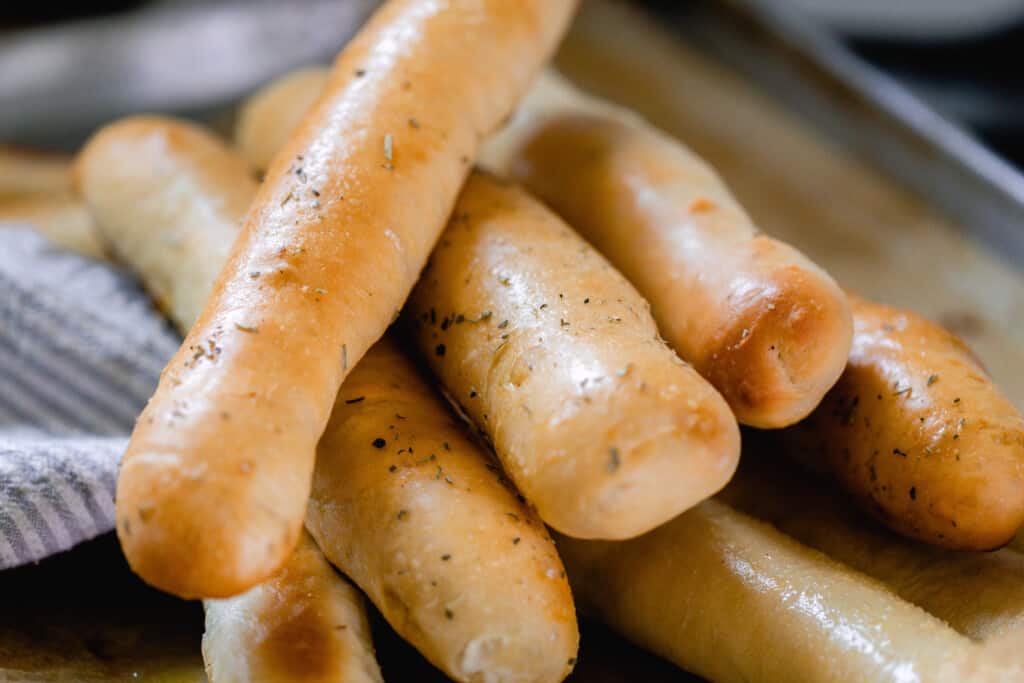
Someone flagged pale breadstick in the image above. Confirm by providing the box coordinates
[203,532,382,683]
[308,337,579,683]
[87,115,579,683]
[782,295,1024,550]
[557,499,976,683]
[235,68,330,174]
[0,195,106,260]
[720,454,1024,641]
[483,71,853,429]
[75,117,256,331]
[405,171,739,539]
[82,0,578,598]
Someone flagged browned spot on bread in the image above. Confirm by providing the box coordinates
[256,593,342,682]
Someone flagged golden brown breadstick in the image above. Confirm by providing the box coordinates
[485,71,853,429]
[309,337,578,683]
[85,0,577,598]
[86,115,579,683]
[203,532,383,683]
[76,117,383,682]
[557,499,975,683]
[75,116,256,331]
[405,171,739,539]
[720,454,1024,641]
[781,294,1024,550]
[0,145,72,199]
[235,67,330,174]
[0,195,105,260]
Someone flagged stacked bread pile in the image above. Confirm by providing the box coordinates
[7,1,1021,681]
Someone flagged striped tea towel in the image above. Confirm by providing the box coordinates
[0,227,180,569]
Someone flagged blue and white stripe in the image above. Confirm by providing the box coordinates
[0,228,179,569]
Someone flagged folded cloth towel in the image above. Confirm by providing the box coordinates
[0,227,180,569]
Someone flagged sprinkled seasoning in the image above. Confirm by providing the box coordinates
[893,448,908,457]
[927,374,939,386]
[512,537,521,545]
[408,117,420,129]
[441,554,451,561]
[234,323,259,333]
[498,319,509,329]
[397,509,409,520]
[607,447,621,473]
[372,438,386,449]
[435,343,446,357]
[345,396,365,404]
[384,134,393,163]
[909,487,917,500]
[342,344,348,371]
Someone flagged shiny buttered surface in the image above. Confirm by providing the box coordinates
[488,72,853,429]
[406,171,740,539]
[79,114,578,682]
[722,457,1024,641]
[783,295,1024,550]
[556,500,975,683]
[308,337,579,683]
[100,0,578,599]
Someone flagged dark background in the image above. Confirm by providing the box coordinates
[3,0,1023,169]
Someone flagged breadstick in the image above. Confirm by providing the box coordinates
[557,499,975,683]
[720,454,1024,641]
[781,294,1024,550]
[405,171,739,539]
[203,532,383,683]
[0,145,72,199]
[235,67,330,174]
[308,336,579,683]
[0,194,105,260]
[75,116,256,331]
[82,0,578,598]
[484,71,853,428]
[85,115,579,683]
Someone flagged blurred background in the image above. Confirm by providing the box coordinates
[1,0,1022,168]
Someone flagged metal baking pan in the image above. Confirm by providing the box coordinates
[651,0,1024,267]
